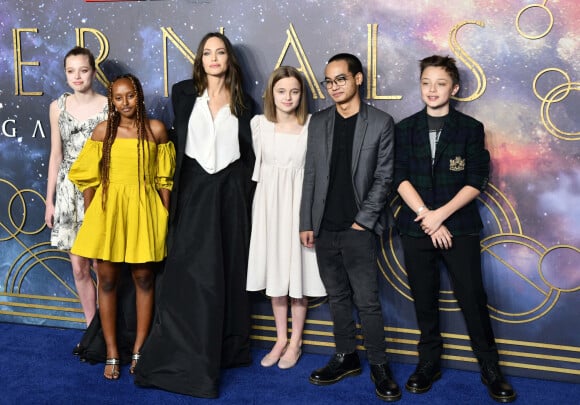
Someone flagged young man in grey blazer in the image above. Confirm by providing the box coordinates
[299,53,400,402]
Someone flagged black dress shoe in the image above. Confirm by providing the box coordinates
[370,363,402,402]
[309,352,362,385]
[480,361,516,403]
[405,360,441,393]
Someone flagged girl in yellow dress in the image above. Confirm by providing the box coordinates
[69,74,175,380]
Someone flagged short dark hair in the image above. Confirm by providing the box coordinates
[327,53,363,77]
[419,55,460,86]
[63,46,96,71]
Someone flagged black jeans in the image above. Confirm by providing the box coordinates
[401,234,499,364]
[315,228,387,365]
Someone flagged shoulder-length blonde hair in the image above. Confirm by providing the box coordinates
[192,32,246,116]
[263,66,308,125]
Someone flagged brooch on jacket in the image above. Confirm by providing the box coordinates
[449,156,466,172]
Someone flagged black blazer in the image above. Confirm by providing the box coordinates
[168,79,255,223]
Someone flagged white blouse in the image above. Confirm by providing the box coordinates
[184,89,240,174]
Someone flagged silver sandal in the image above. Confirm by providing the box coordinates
[130,353,141,374]
[104,358,120,380]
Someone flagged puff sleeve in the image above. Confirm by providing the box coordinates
[250,115,262,182]
[155,141,176,191]
[68,139,102,192]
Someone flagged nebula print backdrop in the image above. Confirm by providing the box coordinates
[0,0,578,381]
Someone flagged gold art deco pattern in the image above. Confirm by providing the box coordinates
[0,178,90,327]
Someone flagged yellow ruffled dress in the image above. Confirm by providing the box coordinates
[69,138,175,263]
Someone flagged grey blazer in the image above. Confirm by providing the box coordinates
[299,102,395,237]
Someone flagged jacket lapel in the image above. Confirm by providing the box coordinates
[351,104,367,172]
[433,109,456,167]
[325,107,336,168]
[433,129,447,167]
[173,81,197,177]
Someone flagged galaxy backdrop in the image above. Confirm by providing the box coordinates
[0,0,578,381]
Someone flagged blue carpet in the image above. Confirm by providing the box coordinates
[1,322,577,404]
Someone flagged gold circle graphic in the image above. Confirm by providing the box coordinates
[0,179,27,241]
[532,68,571,103]
[541,81,580,140]
[538,246,580,293]
[516,3,554,40]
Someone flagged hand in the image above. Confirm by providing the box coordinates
[350,222,365,231]
[430,225,453,249]
[300,231,315,248]
[414,208,445,236]
[44,204,55,229]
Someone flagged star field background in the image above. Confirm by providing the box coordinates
[0,0,578,381]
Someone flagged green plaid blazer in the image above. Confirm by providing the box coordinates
[394,107,490,237]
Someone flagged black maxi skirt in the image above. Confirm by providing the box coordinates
[134,156,252,398]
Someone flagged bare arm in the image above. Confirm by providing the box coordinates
[397,179,438,238]
[90,121,107,141]
[157,188,170,211]
[416,185,481,235]
[150,119,169,144]
[397,180,428,217]
[398,178,480,237]
[45,101,62,228]
[82,187,96,212]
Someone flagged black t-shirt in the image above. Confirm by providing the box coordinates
[321,111,359,231]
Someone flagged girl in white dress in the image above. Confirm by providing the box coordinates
[247,66,326,369]
[44,47,107,351]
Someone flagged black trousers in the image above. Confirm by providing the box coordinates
[315,228,387,365]
[401,234,499,364]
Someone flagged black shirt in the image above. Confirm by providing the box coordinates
[321,111,359,231]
